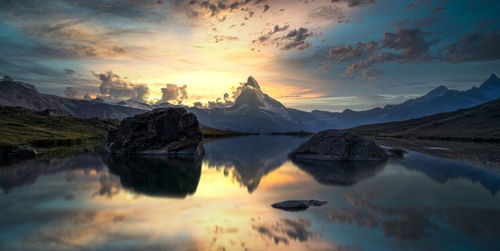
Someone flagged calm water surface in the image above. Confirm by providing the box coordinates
[1,135,500,250]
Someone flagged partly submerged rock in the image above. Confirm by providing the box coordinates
[103,108,204,157]
[289,130,387,161]
[7,146,37,159]
[271,200,327,211]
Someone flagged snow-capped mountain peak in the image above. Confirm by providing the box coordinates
[233,76,285,110]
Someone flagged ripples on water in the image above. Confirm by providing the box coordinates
[0,135,500,250]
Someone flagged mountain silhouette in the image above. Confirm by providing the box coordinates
[1,74,500,132]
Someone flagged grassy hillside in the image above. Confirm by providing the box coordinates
[0,106,119,157]
[201,126,256,138]
[349,97,500,142]
[0,106,256,157]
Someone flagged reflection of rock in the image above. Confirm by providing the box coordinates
[292,159,386,186]
[290,130,387,161]
[272,200,327,211]
[101,155,202,198]
[0,154,104,193]
[103,108,204,157]
[203,135,309,193]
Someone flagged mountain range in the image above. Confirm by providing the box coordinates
[0,76,144,120]
[1,74,500,132]
[349,95,500,140]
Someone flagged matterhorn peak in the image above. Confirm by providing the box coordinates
[246,76,260,89]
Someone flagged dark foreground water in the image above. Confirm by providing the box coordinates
[1,136,500,251]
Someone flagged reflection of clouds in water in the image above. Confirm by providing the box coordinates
[252,218,314,245]
[4,209,129,250]
[2,208,205,250]
[92,173,122,199]
[329,193,500,241]
[209,225,244,250]
[251,217,358,250]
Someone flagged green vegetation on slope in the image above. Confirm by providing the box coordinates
[201,126,256,139]
[349,97,500,142]
[0,106,119,157]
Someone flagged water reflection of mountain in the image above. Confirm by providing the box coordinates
[102,155,202,198]
[203,135,309,193]
[400,152,500,195]
[291,159,386,186]
[0,154,104,193]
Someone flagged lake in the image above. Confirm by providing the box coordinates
[1,135,500,250]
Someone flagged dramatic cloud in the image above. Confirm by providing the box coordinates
[64,87,77,98]
[430,6,446,14]
[310,6,344,21]
[253,24,289,43]
[330,0,376,7]
[325,28,438,76]
[359,68,383,81]
[324,27,500,80]
[438,31,500,63]
[64,68,76,75]
[207,92,233,108]
[280,28,314,50]
[174,0,266,18]
[160,83,188,103]
[93,71,150,102]
[328,41,379,62]
[214,35,239,43]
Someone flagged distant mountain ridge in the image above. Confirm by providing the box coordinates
[0,76,144,120]
[189,74,500,132]
[349,96,500,140]
[305,73,500,130]
[1,74,499,132]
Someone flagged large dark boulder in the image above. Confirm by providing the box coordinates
[289,130,387,161]
[103,108,204,157]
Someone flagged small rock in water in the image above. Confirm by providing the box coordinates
[7,145,37,159]
[271,200,327,211]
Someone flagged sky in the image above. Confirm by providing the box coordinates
[0,0,499,112]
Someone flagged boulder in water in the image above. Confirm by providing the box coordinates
[271,200,327,211]
[289,130,387,161]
